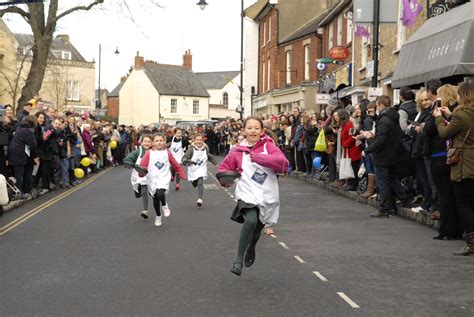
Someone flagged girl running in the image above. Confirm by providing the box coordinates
[167,128,189,191]
[218,116,289,276]
[182,133,218,207]
[124,135,153,219]
[140,133,186,227]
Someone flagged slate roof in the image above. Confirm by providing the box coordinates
[13,33,87,62]
[143,63,209,97]
[279,13,327,45]
[195,71,240,90]
[109,81,124,97]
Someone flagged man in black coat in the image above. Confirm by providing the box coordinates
[364,95,410,217]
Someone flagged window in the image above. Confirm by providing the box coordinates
[304,45,310,80]
[337,15,343,46]
[62,51,71,60]
[361,26,371,67]
[67,81,80,101]
[396,0,407,50]
[262,61,266,92]
[347,15,353,44]
[286,51,292,85]
[268,17,271,42]
[267,58,271,90]
[193,100,199,114]
[171,99,177,113]
[223,92,229,107]
[328,23,334,49]
[262,21,266,46]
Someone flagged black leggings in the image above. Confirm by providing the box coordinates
[171,168,181,184]
[152,189,166,216]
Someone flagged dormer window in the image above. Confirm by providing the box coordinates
[62,51,71,60]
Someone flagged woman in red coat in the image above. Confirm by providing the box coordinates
[338,110,362,191]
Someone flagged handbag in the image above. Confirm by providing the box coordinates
[314,129,327,152]
[339,148,355,180]
[446,127,471,165]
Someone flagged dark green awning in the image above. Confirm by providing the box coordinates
[392,1,474,88]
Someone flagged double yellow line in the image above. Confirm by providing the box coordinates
[0,169,111,236]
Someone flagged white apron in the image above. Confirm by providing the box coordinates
[235,144,280,224]
[131,147,147,193]
[170,137,185,164]
[187,147,208,182]
[146,150,171,195]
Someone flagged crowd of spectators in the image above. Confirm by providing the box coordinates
[2,80,473,255]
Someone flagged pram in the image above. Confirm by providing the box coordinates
[6,176,22,202]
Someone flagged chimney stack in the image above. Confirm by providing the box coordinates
[135,51,144,69]
[183,49,192,71]
[56,34,70,43]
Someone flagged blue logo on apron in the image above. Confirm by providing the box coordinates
[196,159,204,166]
[155,161,165,169]
[173,148,179,153]
[251,168,268,185]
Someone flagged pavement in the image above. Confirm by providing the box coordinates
[0,165,473,316]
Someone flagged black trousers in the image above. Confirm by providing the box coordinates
[13,163,34,194]
[430,157,463,237]
[454,178,474,234]
[376,164,408,213]
[152,189,166,216]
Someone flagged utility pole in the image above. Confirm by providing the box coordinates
[371,0,380,88]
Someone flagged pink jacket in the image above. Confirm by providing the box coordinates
[218,136,289,175]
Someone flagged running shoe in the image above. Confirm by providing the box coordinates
[197,199,203,207]
[154,216,162,227]
[175,183,180,191]
[163,204,171,217]
[141,210,149,219]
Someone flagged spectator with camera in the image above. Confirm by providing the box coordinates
[434,82,474,255]
[364,95,411,217]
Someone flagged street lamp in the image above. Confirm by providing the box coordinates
[97,44,119,117]
[198,0,244,121]
[196,0,209,10]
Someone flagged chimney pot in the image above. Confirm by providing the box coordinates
[135,52,144,69]
[183,49,193,71]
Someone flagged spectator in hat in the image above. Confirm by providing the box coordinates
[8,115,39,199]
[15,102,33,128]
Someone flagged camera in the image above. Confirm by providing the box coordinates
[349,128,358,136]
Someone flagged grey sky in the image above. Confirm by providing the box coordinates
[4,0,257,91]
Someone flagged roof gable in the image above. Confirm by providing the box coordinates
[279,12,327,45]
[195,71,239,89]
[12,33,87,62]
[143,63,210,98]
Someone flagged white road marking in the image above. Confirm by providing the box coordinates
[337,292,360,308]
[229,195,234,198]
[278,242,289,249]
[270,234,277,239]
[294,255,305,263]
[233,199,237,202]
[312,271,328,282]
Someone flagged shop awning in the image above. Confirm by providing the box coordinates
[392,1,474,88]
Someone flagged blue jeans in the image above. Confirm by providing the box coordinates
[363,154,375,174]
[59,158,69,185]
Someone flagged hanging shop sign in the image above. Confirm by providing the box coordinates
[335,63,352,88]
[329,46,350,61]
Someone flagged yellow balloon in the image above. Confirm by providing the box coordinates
[81,157,91,167]
[74,168,85,179]
[109,140,118,149]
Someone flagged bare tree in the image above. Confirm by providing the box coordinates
[0,0,104,112]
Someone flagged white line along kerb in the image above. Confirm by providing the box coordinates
[278,242,289,249]
[294,255,305,263]
[313,271,328,282]
[337,292,360,309]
